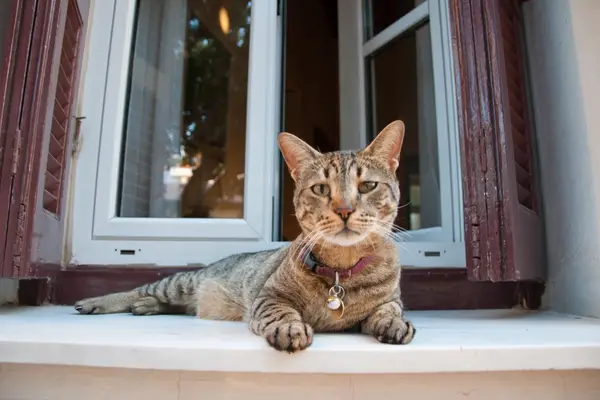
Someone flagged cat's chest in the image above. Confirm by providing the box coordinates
[301,283,379,331]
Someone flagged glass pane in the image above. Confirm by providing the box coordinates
[118,0,252,218]
[366,23,441,231]
[363,0,418,39]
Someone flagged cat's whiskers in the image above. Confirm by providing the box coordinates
[397,200,412,210]
[294,230,323,268]
[292,231,317,262]
[372,222,415,255]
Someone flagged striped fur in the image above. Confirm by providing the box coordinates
[75,121,415,351]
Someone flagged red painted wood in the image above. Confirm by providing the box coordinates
[1,0,85,277]
[450,0,544,281]
[0,0,38,277]
[22,264,543,311]
[43,0,84,216]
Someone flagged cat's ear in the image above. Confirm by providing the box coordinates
[278,132,321,180]
[361,120,405,172]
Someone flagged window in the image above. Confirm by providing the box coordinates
[337,0,465,267]
[72,0,282,265]
[71,0,466,268]
[2,0,541,310]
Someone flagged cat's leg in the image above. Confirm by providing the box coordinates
[360,299,416,345]
[131,296,189,316]
[248,293,313,353]
[74,270,202,315]
[74,291,142,315]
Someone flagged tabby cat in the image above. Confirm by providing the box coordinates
[74,120,416,352]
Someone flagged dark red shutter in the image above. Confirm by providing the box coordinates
[43,0,83,216]
[1,0,86,278]
[450,0,544,282]
[0,0,46,277]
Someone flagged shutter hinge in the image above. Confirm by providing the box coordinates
[11,129,22,175]
[277,0,282,16]
[72,116,86,159]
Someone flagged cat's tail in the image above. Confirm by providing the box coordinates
[73,268,205,315]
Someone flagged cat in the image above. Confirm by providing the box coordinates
[74,120,416,352]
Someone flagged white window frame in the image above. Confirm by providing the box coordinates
[71,0,284,265]
[70,0,464,268]
[338,0,465,267]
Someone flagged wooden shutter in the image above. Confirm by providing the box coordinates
[450,0,544,282]
[1,0,86,278]
[0,0,45,277]
[43,0,83,215]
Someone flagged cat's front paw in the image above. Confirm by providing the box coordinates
[373,316,416,345]
[74,297,107,315]
[264,321,314,353]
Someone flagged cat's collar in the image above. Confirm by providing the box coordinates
[301,250,373,280]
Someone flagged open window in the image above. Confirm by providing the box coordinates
[70,0,283,266]
[336,0,465,267]
[9,0,543,309]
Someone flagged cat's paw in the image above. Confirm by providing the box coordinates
[373,316,416,345]
[74,297,108,315]
[131,296,162,315]
[264,321,314,353]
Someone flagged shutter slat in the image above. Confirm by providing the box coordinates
[42,0,83,215]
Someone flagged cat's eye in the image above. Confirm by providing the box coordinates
[311,184,330,196]
[358,181,378,194]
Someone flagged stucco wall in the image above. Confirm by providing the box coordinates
[1,364,599,400]
[524,0,600,318]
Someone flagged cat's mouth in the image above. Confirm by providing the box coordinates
[320,227,364,246]
[337,227,360,237]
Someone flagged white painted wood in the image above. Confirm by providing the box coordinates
[2,307,600,374]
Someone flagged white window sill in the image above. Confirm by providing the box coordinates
[1,306,600,374]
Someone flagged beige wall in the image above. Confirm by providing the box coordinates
[1,364,600,400]
[524,0,600,318]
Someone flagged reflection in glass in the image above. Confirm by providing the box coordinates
[118,0,252,219]
[366,23,441,231]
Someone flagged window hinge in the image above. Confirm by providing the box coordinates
[72,116,86,159]
[11,129,22,175]
[277,0,282,16]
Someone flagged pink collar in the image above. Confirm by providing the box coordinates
[301,250,373,279]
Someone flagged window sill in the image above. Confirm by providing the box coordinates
[1,306,599,374]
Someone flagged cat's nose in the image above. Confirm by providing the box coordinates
[335,206,354,221]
